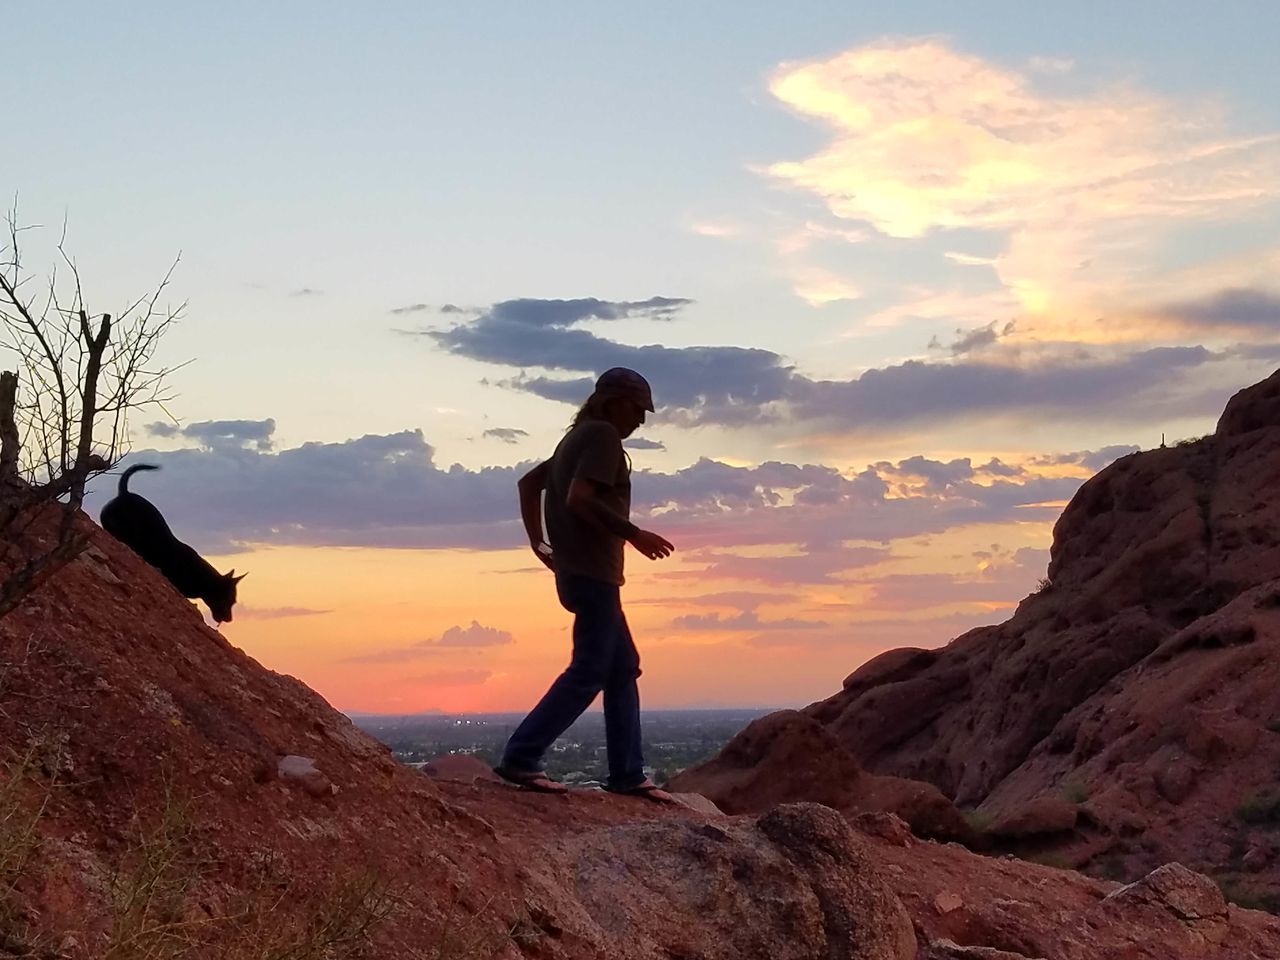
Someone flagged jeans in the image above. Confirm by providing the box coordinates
[501,572,645,789]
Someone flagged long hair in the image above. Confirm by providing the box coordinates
[569,391,611,430]
[568,392,632,474]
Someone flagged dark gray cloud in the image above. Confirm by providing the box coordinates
[788,347,1215,427]
[425,296,1238,431]
[146,419,276,452]
[482,427,529,444]
[390,302,431,315]
[486,297,692,328]
[624,438,666,451]
[86,424,1093,561]
[1164,288,1280,331]
[977,457,1023,478]
[290,288,322,297]
[1030,444,1141,471]
[878,455,978,491]
[85,428,525,554]
[928,320,1016,356]
[638,457,1080,553]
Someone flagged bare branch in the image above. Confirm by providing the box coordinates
[0,204,184,618]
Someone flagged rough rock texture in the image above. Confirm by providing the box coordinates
[770,369,1280,906]
[669,709,971,840]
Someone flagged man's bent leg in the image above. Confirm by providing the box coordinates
[501,575,623,773]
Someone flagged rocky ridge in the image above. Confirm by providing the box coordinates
[676,369,1280,920]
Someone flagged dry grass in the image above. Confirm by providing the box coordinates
[0,746,54,956]
[0,757,519,959]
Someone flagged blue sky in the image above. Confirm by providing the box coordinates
[6,3,1280,709]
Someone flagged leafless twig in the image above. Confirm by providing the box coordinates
[0,202,184,619]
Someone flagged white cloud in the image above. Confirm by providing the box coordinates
[766,40,1280,327]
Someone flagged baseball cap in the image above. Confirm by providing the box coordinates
[594,367,655,412]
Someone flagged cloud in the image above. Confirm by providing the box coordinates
[790,267,862,306]
[878,455,982,491]
[483,427,529,444]
[484,297,692,328]
[235,605,332,620]
[342,621,512,664]
[428,295,1248,432]
[670,610,828,631]
[1027,55,1075,75]
[690,220,743,239]
[88,430,526,554]
[146,419,276,452]
[1029,444,1141,472]
[864,547,1050,610]
[389,302,432,315]
[290,288,322,297]
[631,590,801,610]
[433,621,513,647]
[657,545,888,585]
[85,429,1111,561]
[742,608,1004,649]
[928,320,1017,356]
[943,251,998,267]
[1161,288,1280,333]
[766,39,1280,319]
[623,438,665,451]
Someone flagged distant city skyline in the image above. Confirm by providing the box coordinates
[8,3,1280,711]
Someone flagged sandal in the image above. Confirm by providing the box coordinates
[494,765,569,794]
[603,778,676,804]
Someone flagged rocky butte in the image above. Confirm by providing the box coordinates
[1,372,1280,957]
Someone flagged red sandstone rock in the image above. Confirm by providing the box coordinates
[779,369,1280,906]
[421,753,502,783]
[987,796,1079,839]
[668,709,970,840]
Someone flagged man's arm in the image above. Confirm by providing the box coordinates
[566,478,674,560]
[517,461,554,569]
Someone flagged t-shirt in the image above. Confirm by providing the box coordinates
[544,420,631,585]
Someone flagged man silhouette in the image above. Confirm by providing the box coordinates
[496,367,675,800]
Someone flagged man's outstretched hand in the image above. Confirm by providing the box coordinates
[629,529,675,561]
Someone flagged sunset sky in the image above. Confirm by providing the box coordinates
[8,3,1280,713]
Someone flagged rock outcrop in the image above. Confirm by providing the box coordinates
[685,368,1280,913]
[668,709,971,841]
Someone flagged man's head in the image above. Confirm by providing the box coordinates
[595,367,654,411]
[592,367,653,438]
